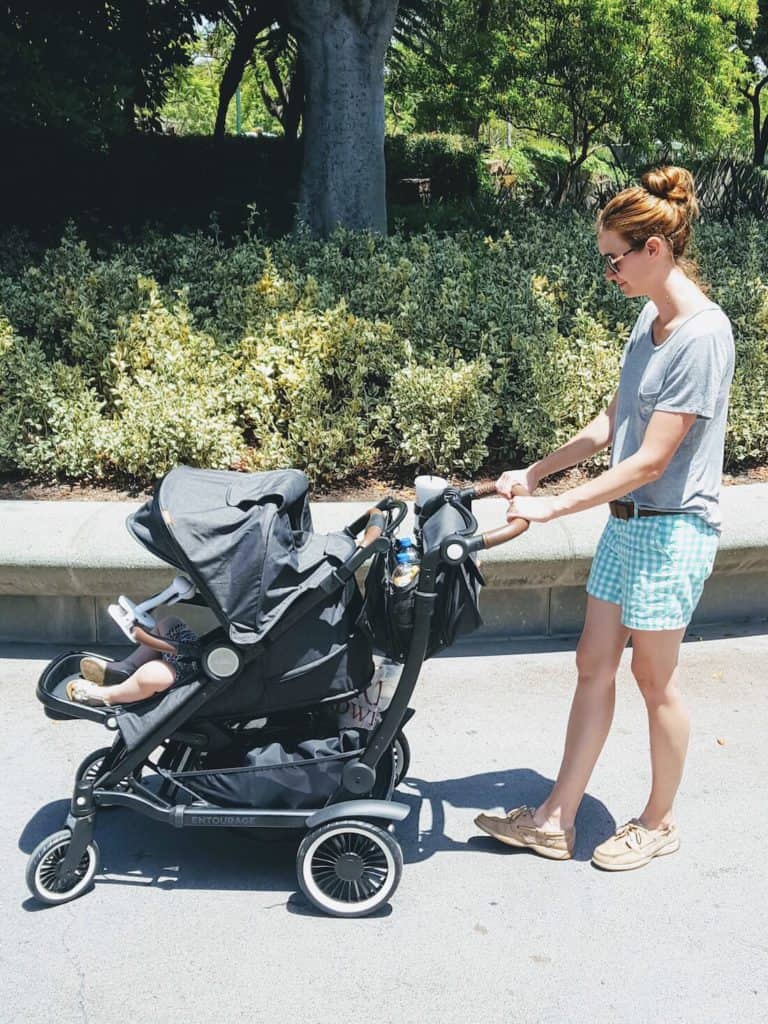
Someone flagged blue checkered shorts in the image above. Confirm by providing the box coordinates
[586,513,719,631]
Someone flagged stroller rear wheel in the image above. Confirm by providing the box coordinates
[76,747,132,793]
[26,830,100,906]
[392,731,411,786]
[297,819,402,918]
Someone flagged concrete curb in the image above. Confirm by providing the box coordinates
[1,484,767,643]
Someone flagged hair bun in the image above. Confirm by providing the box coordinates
[641,166,697,210]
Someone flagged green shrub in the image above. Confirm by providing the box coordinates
[236,298,410,481]
[0,214,766,487]
[0,316,106,477]
[386,133,484,200]
[390,358,494,475]
[102,281,244,479]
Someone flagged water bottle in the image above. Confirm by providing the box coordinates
[392,537,420,588]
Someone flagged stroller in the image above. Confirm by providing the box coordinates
[28,466,527,917]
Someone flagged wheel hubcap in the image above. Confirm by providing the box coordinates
[311,832,389,903]
[39,845,90,894]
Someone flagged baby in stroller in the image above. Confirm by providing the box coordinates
[66,615,198,707]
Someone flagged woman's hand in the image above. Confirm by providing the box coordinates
[496,466,540,498]
[507,495,563,523]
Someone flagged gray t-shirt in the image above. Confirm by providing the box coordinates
[610,300,735,532]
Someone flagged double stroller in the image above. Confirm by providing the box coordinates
[28,466,526,917]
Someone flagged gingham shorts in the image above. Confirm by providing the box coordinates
[586,513,719,631]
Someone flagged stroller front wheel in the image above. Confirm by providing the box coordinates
[297,819,403,918]
[26,830,101,906]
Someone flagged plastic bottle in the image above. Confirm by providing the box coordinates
[392,537,420,588]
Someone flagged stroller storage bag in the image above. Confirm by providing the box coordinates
[172,730,365,810]
[361,500,484,662]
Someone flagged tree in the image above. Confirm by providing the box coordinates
[211,1,281,139]
[492,0,758,205]
[282,0,401,236]
[0,1,204,140]
[737,0,768,165]
[386,1,503,137]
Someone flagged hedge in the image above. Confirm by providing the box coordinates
[0,212,766,487]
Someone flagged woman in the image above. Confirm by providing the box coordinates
[475,166,735,871]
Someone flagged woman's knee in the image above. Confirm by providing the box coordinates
[631,654,677,705]
[574,646,619,690]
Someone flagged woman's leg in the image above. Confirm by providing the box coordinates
[534,596,630,831]
[628,626,688,829]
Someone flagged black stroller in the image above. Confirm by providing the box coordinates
[28,467,526,917]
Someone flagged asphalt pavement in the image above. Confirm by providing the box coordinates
[2,627,767,1024]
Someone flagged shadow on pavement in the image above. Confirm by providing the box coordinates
[397,768,615,863]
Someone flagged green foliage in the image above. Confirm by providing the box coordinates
[385,133,484,199]
[388,0,759,204]
[0,2,200,141]
[236,295,410,481]
[390,359,495,474]
[160,29,283,136]
[0,216,766,487]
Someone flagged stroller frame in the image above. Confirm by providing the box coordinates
[29,480,527,916]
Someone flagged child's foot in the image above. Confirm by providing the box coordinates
[79,656,131,686]
[66,679,111,707]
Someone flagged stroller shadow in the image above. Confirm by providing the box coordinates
[395,768,616,864]
[19,799,299,910]
[18,768,615,912]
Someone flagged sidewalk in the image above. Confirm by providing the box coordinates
[3,627,767,1024]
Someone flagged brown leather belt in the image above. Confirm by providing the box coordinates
[609,500,674,520]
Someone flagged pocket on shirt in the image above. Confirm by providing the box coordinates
[638,387,659,420]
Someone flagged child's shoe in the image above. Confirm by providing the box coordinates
[79,656,131,686]
[66,679,111,707]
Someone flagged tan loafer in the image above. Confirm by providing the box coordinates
[66,679,111,707]
[474,805,575,860]
[591,819,680,871]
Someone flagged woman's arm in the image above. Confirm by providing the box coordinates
[509,409,697,522]
[531,391,618,483]
[497,392,618,497]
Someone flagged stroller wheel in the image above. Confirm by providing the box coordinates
[392,731,411,786]
[26,830,100,906]
[76,747,131,793]
[297,819,402,918]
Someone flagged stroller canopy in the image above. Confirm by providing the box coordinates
[127,466,356,646]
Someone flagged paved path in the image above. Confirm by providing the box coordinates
[2,629,767,1024]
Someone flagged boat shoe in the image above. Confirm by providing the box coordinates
[591,819,680,871]
[474,805,575,860]
[79,656,132,686]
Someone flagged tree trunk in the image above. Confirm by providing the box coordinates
[261,50,305,148]
[214,15,262,140]
[750,77,768,167]
[285,0,399,236]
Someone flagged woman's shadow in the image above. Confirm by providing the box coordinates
[395,768,616,863]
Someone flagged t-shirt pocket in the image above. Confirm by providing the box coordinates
[638,386,659,421]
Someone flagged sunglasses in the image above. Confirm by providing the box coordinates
[602,243,644,274]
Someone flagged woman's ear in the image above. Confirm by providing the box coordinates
[645,236,665,259]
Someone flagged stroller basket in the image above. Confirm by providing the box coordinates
[173,730,366,810]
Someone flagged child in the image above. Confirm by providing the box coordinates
[66,615,198,707]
